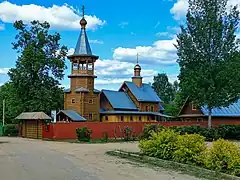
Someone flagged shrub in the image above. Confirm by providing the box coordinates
[3,124,18,136]
[173,134,206,164]
[102,131,108,142]
[123,126,133,141]
[174,125,221,141]
[76,127,92,142]
[201,139,240,176]
[140,124,164,140]
[139,129,179,160]
[217,125,240,140]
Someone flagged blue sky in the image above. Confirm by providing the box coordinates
[0,0,239,90]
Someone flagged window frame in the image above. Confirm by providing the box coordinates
[192,104,197,110]
[71,98,76,104]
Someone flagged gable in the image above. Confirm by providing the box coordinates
[178,98,204,116]
[101,90,138,110]
[120,81,162,103]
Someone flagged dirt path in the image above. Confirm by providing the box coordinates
[0,137,203,180]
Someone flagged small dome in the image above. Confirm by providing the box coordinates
[134,64,141,70]
[80,18,87,28]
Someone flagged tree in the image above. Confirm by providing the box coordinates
[0,83,22,123]
[175,0,240,128]
[152,73,175,104]
[8,20,67,115]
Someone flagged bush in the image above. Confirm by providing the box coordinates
[76,127,92,142]
[173,134,206,164]
[139,129,179,160]
[140,124,164,140]
[102,131,108,142]
[123,126,133,141]
[201,139,240,176]
[174,125,221,141]
[3,124,18,136]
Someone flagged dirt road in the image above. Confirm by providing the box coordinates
[0,137,201,180]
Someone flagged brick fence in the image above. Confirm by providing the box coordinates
[42,119,240,140]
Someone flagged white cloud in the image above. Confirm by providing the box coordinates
[94,59,158,85]
[170,0,188,20]
[113,38,177,65]
[67,48,75,56]
[0,68,9,75]
[156,32,171,37]
[0,24,4,30]
[118,22,129,28]
[0,1,105,30]
[170,0,240,20]
[89,40,104,44]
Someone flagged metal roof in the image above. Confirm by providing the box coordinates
[123,81,162,103]
[58,110,86,121]
[159,104,165,111]
[100,110,171,118]
[201,99,240,117]
[75,87,89,92]
[16,112,51,120]
[74,28,92,55]
[64,88,71,93]
[102,90,138,110]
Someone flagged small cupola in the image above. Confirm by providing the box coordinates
[132,53,143,87]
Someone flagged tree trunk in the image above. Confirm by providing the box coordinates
[208,108,212,129]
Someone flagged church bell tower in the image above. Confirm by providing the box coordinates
[64,5,100,121]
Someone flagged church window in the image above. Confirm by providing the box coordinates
[120,116,124,121]
[89,99,93,104]
[88,63,93,70]
[151,106,154,112]
[73,63,78,70]
[71,99,76,104]
[192,104,197,110]
[139,116,142,121]
[130,116,133,121]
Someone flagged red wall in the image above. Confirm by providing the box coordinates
[42,120,240,140]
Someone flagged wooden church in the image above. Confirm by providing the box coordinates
[57,6,168,123]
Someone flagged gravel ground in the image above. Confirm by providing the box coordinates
[0,137,202,180]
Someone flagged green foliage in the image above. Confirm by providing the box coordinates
[102,131,109,142]
[3,124,19,136]
[176,0,240,127]
[152,73,177,104]
[123,126,133,141]
[76,127,93,142]
[140,124,164,140]
[173,134,206,164]
[139,129,179,160]
[172,125,240,141]
[0,83,22,122]
[8,20,67,115]
[201,139,240,176]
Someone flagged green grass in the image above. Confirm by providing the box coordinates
[106,150,240,180]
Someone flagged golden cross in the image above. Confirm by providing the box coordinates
[136,53,140,64]
[82,5,85,17]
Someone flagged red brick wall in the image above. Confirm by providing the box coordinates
[42,120,240,140]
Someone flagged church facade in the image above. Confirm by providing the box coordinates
[57,7,168,122]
